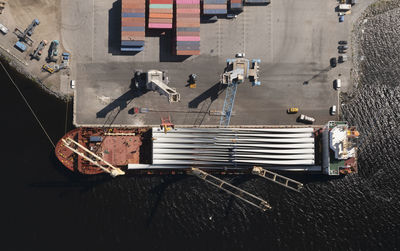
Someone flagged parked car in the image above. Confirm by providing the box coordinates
[287,107,299,114]
[70,80,76,89]
[339,16,344,22]
[338,45,348,50]
[330,57,337,67]
[298,114,315,124]
[338,40,348,45]
[338,49,347,54]
[227,14,237,19]
[330,105,337,115]
[335,79,341,90]
[0,23,8,34]
[338,55,348,63]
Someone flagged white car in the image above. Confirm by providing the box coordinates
[227,14,237,19]
[0,23,8,34]
[235,52,245,58]
[335,79,341,90]
[330,105,337,115]
[70,80,76,89]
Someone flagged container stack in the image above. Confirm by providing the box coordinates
[148,0,173,29]
[203,0,227,15]
[175,0,200,55]
[230,0,243,11]
[244,0,270,3]
[121,0,146,52]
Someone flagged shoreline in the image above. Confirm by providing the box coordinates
[0,50,70,102]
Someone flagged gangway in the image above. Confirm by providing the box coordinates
[252,166,303,192]
[219,55,260,127]
[219,81,239,126]
[62,138,125,177]
[190,167,271,211]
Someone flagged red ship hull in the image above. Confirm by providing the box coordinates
[55,127,150,175]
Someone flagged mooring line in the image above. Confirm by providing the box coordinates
[0,60,56,148]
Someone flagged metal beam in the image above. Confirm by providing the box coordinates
[190,168,271,211]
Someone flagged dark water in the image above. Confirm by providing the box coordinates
[2,8,400,250]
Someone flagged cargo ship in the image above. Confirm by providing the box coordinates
[55,121,359,177]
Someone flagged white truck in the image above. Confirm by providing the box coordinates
[299,114,315,124]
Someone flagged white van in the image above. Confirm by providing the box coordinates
[335,79,341,90]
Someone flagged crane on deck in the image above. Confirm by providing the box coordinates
[220,54,260,127]
[62,138,125,178]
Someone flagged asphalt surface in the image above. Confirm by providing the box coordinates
[60,0,360,127]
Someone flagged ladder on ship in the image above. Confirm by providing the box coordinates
[190,167,271,211]
[62,138,125,177]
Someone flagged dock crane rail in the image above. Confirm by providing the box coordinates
[190,167,271,211]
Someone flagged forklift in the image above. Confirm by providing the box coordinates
[189,73,197,88]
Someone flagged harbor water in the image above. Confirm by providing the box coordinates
[2,4,400,250]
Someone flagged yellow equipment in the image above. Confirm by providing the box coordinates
[287,107,299,114]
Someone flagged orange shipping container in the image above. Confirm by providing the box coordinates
[149,13,173,18]
[122,2,145,8]
[121,8,146,13]
[149,8,173,13]
[203,4,226,9]
[176,50,200,55]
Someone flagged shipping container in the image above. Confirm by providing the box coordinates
[121,0,145,51]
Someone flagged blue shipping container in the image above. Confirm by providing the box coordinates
[121,46,144,52]
[121,40,145,46]
[177,27,200,32]
[122,13,145,18]
[121,26,145,32]
[204,0,227,3]
[204,9,227,14]
[90,136,103,142]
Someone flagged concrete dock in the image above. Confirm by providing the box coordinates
[0,0,368,127]
[65,0,346,127]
